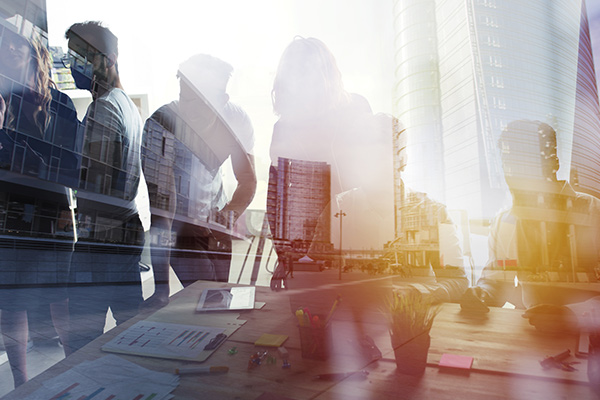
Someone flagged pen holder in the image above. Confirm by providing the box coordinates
[298,317,331,360]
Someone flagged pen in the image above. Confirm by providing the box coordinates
[204,333,228,350]
[296,309,305,326]
[314,370,368,380]
[540,349,571,369]
[175,365,229,375]
[312,315,320,327]
[303,308,313,326]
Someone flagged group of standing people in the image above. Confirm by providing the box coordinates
[0,20,150,388]
[0,25,404,389]
[0,20,256,388]
[1,14,599,393]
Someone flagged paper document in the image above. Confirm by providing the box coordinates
[102,320,225,361]
[23,354,178,400]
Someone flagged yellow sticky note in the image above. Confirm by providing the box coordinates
[254,334,288,347]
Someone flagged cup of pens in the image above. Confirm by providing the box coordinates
[297,311,331,360]
[295,296,340,360]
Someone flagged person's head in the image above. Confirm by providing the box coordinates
[176,54,232,129]
[0,30,53,134]
[177,54,232,108]
[272,37,349,118]
[64,21,119,92]
[499,120,559,188]
[0,29,32,80]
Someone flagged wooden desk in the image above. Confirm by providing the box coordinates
[3,281,597,399]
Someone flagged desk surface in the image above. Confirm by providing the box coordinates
[3,280,597,400]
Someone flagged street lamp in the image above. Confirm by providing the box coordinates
[334,211,346,280]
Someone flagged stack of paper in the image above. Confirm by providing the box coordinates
[24,354,179,400]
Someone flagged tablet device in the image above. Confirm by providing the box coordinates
[196,287,256,312]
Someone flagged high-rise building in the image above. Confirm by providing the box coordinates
[572,0,600,196]
[267,157,332,254]
[393,0,600,220]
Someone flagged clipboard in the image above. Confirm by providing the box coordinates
[101,320,237,362]
[106,284,250,362]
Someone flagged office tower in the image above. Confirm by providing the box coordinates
[393,0,600,220]
[267,157,332,254]
[572,0,600,196]
[393,0,445,207]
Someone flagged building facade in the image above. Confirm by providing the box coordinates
[393,0,600,220]
[267,157,332,255]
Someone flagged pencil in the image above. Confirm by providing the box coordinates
[325,295,342,326]
[175,366,229,375]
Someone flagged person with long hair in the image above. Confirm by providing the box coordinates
[0,30,79,388]
[271,37,351,120]
[268,38,467,338]
[267,36,398,364]
[268,37,395,283]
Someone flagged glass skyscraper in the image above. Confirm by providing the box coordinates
[394,0,600,220]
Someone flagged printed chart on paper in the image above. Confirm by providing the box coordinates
[102,320,224,359]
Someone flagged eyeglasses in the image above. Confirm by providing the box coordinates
[62,50,95,80]
[61,50,102,69]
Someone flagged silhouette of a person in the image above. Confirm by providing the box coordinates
[461,120,600,333]
[65,21,146,351]
[142,54,256,308]
[0,30,78,387]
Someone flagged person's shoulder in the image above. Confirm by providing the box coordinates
[153,101,178,116]
[223,101,254,153]
[100,88,138,111]
[223,101,247,116]
[271,118,292,144]
[95,88,126,112]
[50,87,74,106]
[49,87,78,116]
[102,87,127,102]
[223,102,252,129]
[574,188,600,212]
[148,101,179,131]
[576,191,596,202]
[574,187,598,201]
[270,120,291,165]
[96,89,142,128]
[347,93,373,114]
[492,207,515,227]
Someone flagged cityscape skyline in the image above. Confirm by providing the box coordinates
[393,0,600,222]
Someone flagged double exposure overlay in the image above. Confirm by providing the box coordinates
[0,0,599,399]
